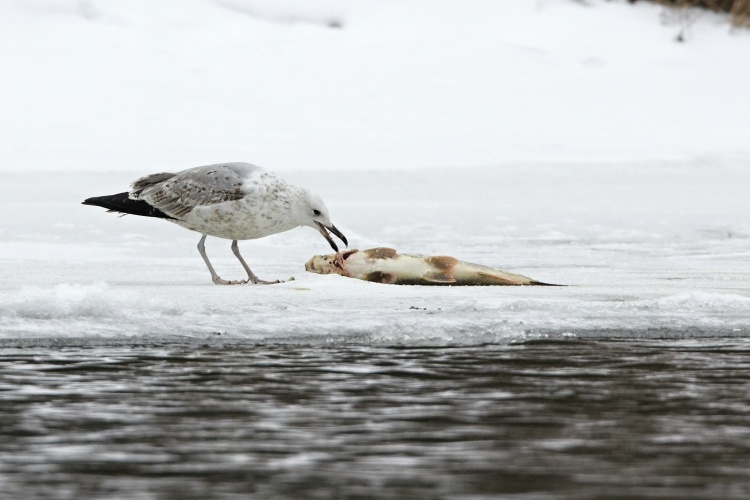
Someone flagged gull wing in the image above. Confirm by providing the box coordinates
[131,163,265,219]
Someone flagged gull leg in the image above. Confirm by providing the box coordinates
[198,235,244,285]
[231,240,282,285]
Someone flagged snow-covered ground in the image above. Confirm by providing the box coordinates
[0,1,749,345]
[1,0,749,171]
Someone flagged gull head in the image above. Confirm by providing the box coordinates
[295,188,348,252]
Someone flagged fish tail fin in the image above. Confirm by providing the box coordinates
[529,280,565,286]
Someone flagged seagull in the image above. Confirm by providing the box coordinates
[83,162,347,285]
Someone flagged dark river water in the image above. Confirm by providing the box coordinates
[1,337,750,499]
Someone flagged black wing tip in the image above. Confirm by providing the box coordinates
[82,192,174,219]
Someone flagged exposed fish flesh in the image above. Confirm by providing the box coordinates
[305,247,558,286]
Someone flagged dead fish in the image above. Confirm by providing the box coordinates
[305,247,559,286]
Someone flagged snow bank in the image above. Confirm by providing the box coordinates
[1,282,748,345]
[211,0,347,27]
[0,0,748,172]
[0,283,182,321]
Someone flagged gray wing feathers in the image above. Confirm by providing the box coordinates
[130,163,259,219]
[131,172,176,192]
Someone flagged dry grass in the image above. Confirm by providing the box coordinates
[731,0,750,27]
[643,0,750,27]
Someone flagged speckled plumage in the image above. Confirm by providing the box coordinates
[84,162,347,285]
[132,163,310,240]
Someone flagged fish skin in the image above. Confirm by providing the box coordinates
[304,247,559,286]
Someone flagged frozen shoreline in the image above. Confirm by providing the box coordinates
[2,163,749,345]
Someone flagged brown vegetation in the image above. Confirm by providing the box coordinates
[638,0,750,27]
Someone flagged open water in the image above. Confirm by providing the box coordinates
[1,337,749,499]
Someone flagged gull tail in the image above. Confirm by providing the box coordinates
[82,192,173,219]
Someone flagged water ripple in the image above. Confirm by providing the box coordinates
[1,340,750,498]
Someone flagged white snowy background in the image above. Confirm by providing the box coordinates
[1,0,749,344]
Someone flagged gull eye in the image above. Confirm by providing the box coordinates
[313,209,321,216]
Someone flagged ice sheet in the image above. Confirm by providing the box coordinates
[1,165,748,345]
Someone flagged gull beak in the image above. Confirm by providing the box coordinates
[315,222,348,252]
